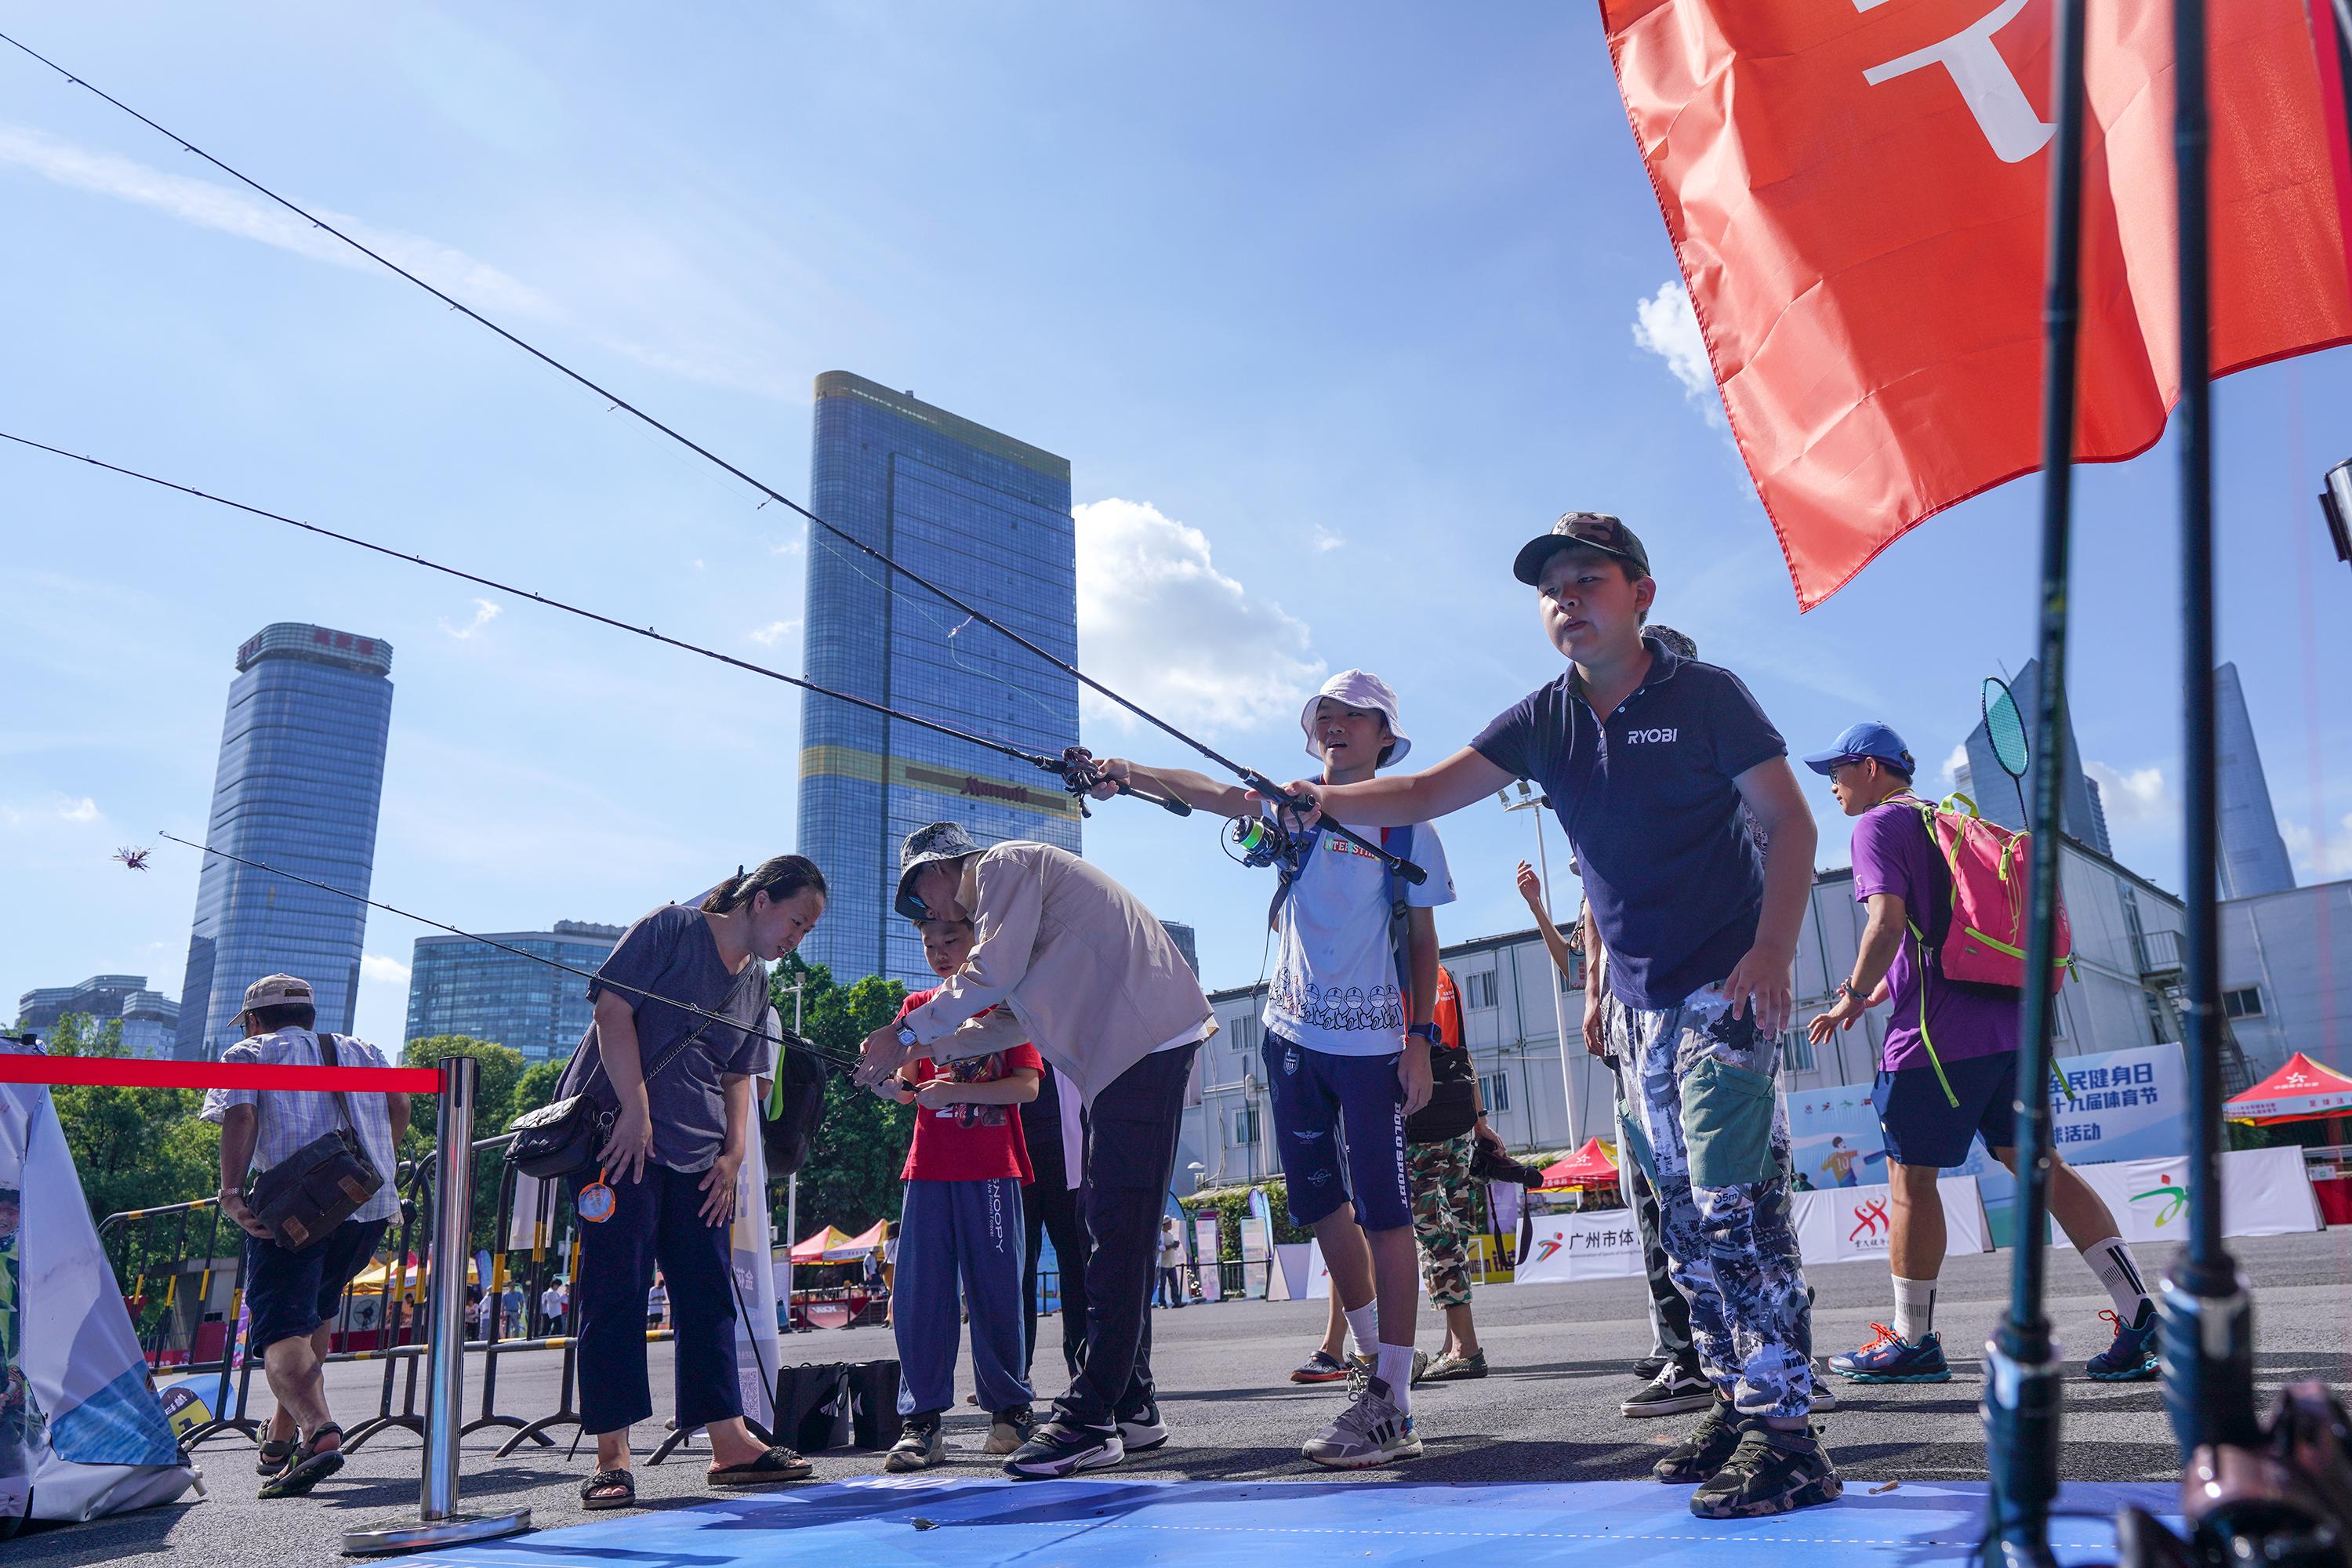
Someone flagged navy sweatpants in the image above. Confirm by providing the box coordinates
[570,1163,739,1436]
[894,1177,1033,1417]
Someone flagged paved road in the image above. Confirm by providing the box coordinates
[15,1230,2350,1566]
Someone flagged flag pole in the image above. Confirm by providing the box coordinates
[2159,0,2259,1461]
[1984,0,2091,1560]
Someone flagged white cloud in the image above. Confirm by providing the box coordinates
[1074,498,1324,735]
[1308,524,1345,554]
[439,598,502,640]
[0,794,103,829]
[2281,817,2352,881]
[1632,280,1724,426]
[59,796,99,823]
[0,122,550,318]
[749,619,802,648]
[360,953,412,986]
[1940,743,1969,788]
[2085,760,2177,830]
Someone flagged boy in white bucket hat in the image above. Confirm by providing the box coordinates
[1091,670,1457,1468]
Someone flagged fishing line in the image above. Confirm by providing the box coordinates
[0,32,1406,877]
[152,831,866,1074]
[0,430,1182,817]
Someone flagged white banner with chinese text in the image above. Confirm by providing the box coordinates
[1792,1176,1988,1266]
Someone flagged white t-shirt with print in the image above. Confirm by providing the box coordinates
[1262,821,1455,1058]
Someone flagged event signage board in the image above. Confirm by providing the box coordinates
[1513,1212,1646,1284]
[2053,1146,2320,1248]
[1194,1217,1221,1303]
[1791,1176,1988,1267]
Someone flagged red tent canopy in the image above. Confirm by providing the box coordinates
[2226,1053,2352,1124]
[1539,1138,1620,1189]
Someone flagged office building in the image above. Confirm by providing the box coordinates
[1160,920,1200,977]
[13,974,177,1057]
[2215,662,2296,899]
[404,920,624,1064]
[2221,878,2352,1079]
[795,372,1081,988]
[174,624,395,1058]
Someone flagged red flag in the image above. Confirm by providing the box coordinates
[1603,0,2352,608]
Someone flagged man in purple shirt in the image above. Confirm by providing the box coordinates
[1804,722,2158,1385]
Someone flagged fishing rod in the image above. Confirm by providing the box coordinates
[153,832,863,1075]
[0,33,1415,884]
[0,430,1186,822]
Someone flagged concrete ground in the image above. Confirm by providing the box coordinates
[14,1230,2349,1566]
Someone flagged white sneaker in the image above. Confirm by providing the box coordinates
[884,1419,944,1472]
[1303,1377,1422,1468]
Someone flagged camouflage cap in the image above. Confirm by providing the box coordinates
[895,821,982,923]
[1512,511,1651,586]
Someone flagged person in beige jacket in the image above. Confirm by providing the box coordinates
[858,822,1213,1481]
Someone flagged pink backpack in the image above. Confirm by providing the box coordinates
[1907,794,2073,994]
[1900,794,2075,1107]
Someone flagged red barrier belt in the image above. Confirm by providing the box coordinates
[0,1054,442,1092]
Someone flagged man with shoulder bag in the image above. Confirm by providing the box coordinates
[201,974,408,1499]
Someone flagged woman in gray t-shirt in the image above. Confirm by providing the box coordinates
[565,855,826,1509]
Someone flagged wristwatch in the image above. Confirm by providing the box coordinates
[895,1023,920,1047]
[1407,1022,1441,1044]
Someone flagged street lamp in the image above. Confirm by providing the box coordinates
[778,973,806,1333]
[1501,782,1581,1146]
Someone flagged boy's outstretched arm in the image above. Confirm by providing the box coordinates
[1088,759,1253,818]
[1722,757,1819,1036]
[1274,746,1513,828]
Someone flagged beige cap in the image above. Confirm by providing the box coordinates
[239,973,315,1014]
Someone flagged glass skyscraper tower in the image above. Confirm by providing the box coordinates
[796,372,1081,987]
[174,623,395,1058]
[404,920,622,1064]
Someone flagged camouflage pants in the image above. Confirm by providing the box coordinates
[1409,1133,1479,1308]
[1611,990,1813,1420]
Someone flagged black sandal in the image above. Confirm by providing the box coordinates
[580,1468,637,1510]
[256,1436,297,1479]
[259,1423,346,1499]
[706,1446,812,1487]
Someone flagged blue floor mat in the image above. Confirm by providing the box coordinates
[407,1475,2176,1567]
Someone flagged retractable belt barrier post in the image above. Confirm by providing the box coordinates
[345,1055,531,1555]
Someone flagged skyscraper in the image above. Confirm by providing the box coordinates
[2214,662,2296,898]
[796,372,1081,987]
[1963,658,2110,854]
[174,624,394,1058]
[403,920,623,1064]
[13,974,176,1057]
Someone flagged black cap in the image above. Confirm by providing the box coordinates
[1512,511,1651,586]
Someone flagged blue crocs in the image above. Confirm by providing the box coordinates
[1827,1323,1951,1383]
[2086,1302,2161,1382]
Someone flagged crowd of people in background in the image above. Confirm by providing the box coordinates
[190,507,2168,1526]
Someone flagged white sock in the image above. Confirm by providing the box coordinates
[1344,1301,1379,1359]
[1374,1343,1416,1414]
[1892,1275,1937,1345]
[2085,1238,2153,1322]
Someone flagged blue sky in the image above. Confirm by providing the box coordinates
[5,3,2349,1049]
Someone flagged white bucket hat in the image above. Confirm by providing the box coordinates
[1300,670,1411,766]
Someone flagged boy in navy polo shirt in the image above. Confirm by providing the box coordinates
[1286,514,1838,1519]
[1803,722,2157,1385]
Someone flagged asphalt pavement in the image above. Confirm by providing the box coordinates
[14,1229,2348,1566]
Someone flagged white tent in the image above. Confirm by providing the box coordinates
[2,1053,198,1533]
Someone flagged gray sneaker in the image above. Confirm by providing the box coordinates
[1303,1377,1422,1469]
[884,1416,945,1472]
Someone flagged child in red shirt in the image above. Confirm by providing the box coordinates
[875,916,1041,1471]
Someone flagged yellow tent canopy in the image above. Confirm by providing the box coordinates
[346,1254,478,1298]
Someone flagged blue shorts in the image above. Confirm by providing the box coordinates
[1261,1035,1411,1232]
[1871,1051,2018,1171]
[243,1217,387,1353]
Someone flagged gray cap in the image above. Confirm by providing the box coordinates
[1512,511,1651,585]
[896,821,982,922]
[239,973,314,1015]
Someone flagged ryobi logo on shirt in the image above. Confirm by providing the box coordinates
[1623,727,1680,745]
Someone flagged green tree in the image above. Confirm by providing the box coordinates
[397,1036,528,1156]
[511,1060,563,1125]
[42,1014,220,1224]
[772,959,910,1237]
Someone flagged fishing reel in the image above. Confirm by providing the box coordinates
[1229,812,1304,871]
[1056,746,1192,819]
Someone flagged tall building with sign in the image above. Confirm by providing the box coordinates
[174,623,395,1058]
[795,372,1081,987]
[404,920,623,1063]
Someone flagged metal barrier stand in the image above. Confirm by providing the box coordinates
[344,1054,531,1554]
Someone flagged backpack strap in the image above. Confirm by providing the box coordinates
[1264,821,1325,931]
[1382,824,1417,1004]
